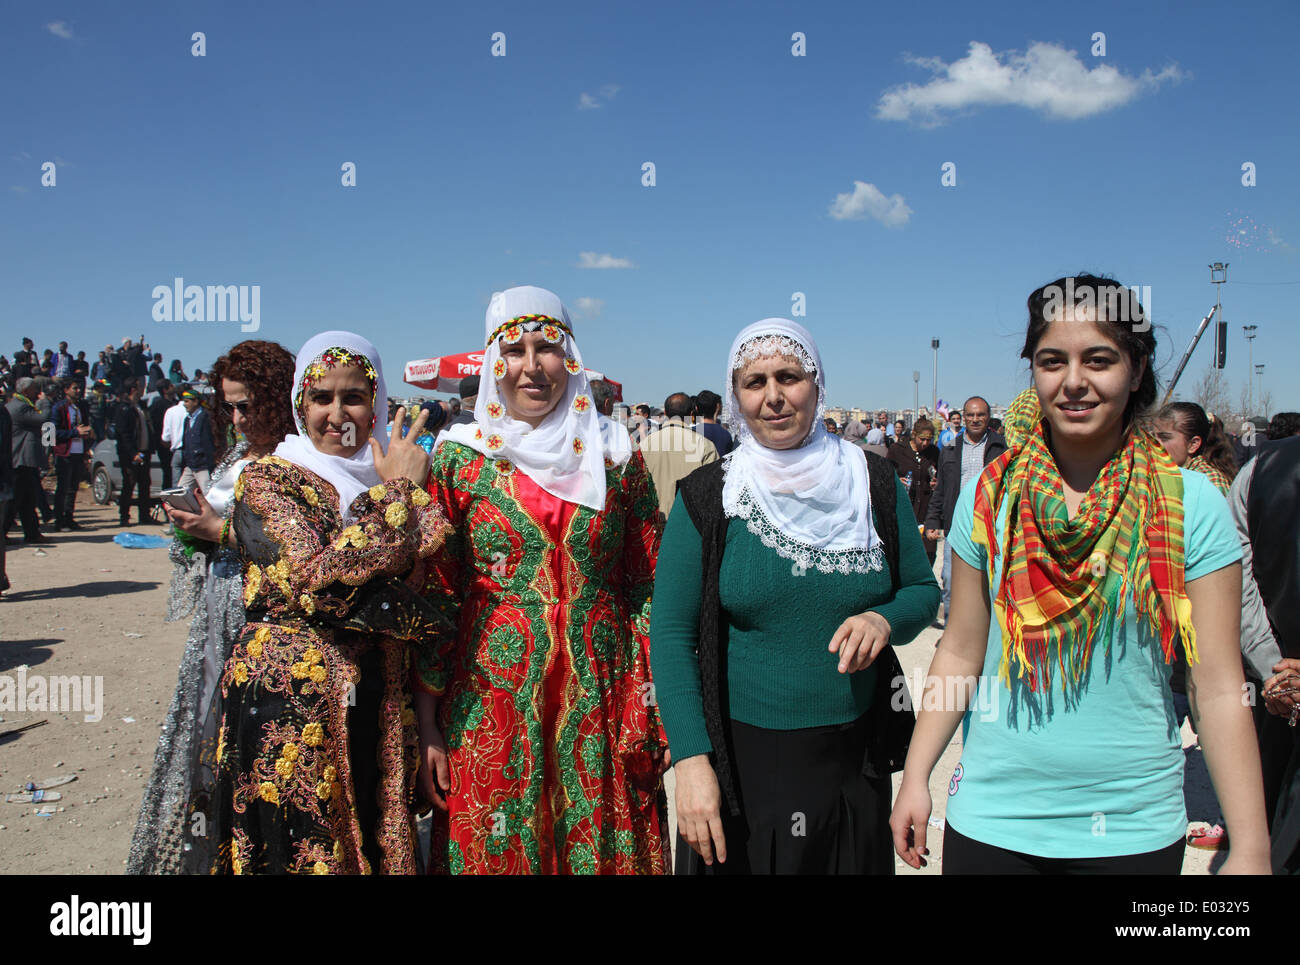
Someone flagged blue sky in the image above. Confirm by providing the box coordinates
[4,0,1297,415]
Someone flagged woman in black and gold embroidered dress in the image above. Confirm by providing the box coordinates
[187,331,450,874]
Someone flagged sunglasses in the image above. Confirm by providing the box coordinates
[221,399,252,416]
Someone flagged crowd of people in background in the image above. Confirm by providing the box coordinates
[7,293,1300,878]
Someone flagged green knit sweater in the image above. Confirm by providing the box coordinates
[649,476,939,761]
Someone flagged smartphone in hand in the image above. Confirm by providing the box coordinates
[159,487,201,514]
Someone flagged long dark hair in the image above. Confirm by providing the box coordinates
[1157,401,1237,480]
[209,340,297,460]
[1022,273,1158,430]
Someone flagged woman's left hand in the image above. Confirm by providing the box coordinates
[164,487,223,542]
[829,611,892,674]
[371,405,432,486]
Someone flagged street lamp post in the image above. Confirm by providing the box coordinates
[1256,363,1266,417]
[1210,263,1228,370]
[930,339,940,419]
[912,370,919,427]
[1243,324,1258,417]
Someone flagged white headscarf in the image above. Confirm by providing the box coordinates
[721,318,883,574]
[273,331,389,523]
[443,286,632,511]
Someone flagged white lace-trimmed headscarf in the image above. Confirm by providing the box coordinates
[722,318,883,574]
[273,330,388,524]
[443,285,632,511]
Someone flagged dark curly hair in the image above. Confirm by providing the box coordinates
[209,340,297,459]
[1022,273,1158,428]
[1268,412,1300,440]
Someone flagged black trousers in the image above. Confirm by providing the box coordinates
[0,498,7,589]
[54,454,85,523]
[942,824,1186,874]
[155,444,173,490]
[3,466,43,540]
[118,458,151,522]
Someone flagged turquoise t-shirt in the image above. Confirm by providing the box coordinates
[944,468,1241,858]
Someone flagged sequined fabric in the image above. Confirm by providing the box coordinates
[185,456,451,874]
[127,443,250,874]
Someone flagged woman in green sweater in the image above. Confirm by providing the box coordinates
[649,318,939,874]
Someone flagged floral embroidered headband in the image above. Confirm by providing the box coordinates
[486,314,573,348]
[293,346,380,428]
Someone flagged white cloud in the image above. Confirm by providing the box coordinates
[574,297,604,317]
[46,21,74,40]
[876,41,1187,125]
[578,84,620,110]
[576,251,634,269]
[828,181,912,227]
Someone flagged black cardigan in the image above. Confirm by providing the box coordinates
[675,450,915,816]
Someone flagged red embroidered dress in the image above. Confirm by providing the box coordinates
[192,455,450,874]
[416,441,668,874]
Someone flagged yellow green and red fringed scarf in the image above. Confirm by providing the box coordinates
[971,388,1197,692]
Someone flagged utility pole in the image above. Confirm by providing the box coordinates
[1243,324,1258,416]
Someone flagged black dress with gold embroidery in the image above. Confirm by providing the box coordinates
[184,455,451,874]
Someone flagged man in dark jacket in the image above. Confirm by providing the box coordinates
[3,377,51,543]
[148,381,176,489]
[923,396,1007,627]
[51,379,93,530]
[114,377,153,525]
[177,389,215,492]
[147,353,166,393]
[0,395,12,591]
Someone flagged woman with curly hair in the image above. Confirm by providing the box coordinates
[189,331,451,874]
[129,340,298,873]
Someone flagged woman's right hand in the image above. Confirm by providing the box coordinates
[889,775,933,869]
[1263,658,1300,717]
[414,690,450,811]
[674,754,726,866]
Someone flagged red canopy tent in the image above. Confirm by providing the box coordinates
[404,352,622,401]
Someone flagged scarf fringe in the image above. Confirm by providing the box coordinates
[975,392,1197,693]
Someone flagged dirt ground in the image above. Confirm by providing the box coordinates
[0,487,1220,873]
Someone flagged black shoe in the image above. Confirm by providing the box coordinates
[63,520,83,531]
[119,518,132,527]
[25,534,54,545]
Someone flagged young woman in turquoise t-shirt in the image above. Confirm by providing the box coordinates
[890,275,1270,874]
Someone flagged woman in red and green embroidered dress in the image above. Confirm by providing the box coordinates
[414,286,669,874]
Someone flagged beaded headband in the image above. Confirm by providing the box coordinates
[486,314,573,347]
